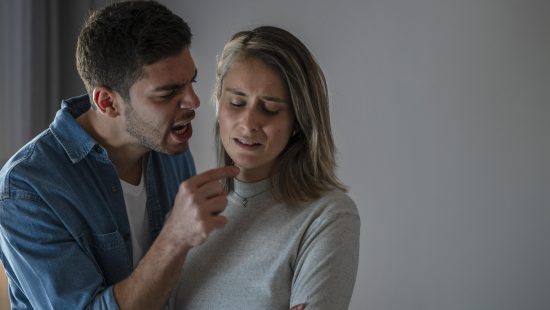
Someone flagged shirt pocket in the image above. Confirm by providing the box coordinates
[82,230,132,285]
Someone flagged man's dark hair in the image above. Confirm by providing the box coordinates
[76,1,192,103]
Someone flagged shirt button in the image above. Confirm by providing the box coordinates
[94,145,102,153]
[111,186,118,193]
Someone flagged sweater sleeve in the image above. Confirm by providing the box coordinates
[289,194,361,310]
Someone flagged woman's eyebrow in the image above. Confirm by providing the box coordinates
[226,87,288,103]
[261,95,288,103]
[226,87,247,97]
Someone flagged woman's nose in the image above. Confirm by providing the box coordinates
[239,106,260,132]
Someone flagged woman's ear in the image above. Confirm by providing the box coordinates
[292,123,301,137]
[92,87,120,117]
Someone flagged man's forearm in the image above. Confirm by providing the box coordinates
[113,228,191,310]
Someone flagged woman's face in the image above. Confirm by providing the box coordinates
[218,57,294,182]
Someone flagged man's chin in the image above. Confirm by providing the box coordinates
[143,140,189,155]
[163,142,189,155]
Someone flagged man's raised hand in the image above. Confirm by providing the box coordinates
[165,166,239,248]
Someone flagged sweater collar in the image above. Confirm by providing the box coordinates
[233,177,272,198]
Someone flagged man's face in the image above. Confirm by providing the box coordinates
[121,48,199,155]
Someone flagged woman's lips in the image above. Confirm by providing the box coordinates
[234,137,261,149]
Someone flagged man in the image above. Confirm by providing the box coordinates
[0,1,236,309]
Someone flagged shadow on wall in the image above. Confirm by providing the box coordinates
[0,264,8,310]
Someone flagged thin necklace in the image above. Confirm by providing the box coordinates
[231,188,270,208]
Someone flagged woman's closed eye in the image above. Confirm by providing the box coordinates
[262,101,285,115]
[262,105,280,115]
[230,100,246,107]
[227,98,285,116]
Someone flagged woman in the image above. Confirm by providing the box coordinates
[170,26,360,310]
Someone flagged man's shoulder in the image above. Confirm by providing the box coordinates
[0,129,65,198]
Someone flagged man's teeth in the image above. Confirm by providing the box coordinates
[173,124,187,134]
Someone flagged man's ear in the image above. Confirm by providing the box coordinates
[92,87,120,117]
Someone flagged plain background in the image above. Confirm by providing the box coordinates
[2,0,550,309]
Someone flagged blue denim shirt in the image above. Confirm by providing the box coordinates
[0,94,196,309]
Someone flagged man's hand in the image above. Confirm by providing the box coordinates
[290,304,306,310]
[114,166,239,310]
[164,166,239,249]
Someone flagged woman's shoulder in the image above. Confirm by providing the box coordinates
[305,189,359,219]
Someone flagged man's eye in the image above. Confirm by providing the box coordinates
[160,90,176,100]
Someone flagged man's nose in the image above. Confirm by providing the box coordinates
[179,85,200,109]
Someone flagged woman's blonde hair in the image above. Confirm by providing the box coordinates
[214,26,346,205]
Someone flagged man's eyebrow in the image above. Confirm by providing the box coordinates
[152,84,183,92]
[225,87,288,103]
[152,69,198,92]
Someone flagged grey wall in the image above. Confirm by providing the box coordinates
[1,0,33,164]
[161,0,550,309]
[0,1,8,164]
[0,0,105,164]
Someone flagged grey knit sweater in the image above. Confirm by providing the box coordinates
[169,178,360,310]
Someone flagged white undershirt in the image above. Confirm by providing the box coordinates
[120,176,151,267]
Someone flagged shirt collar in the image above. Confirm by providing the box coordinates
[49,94,99,163]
